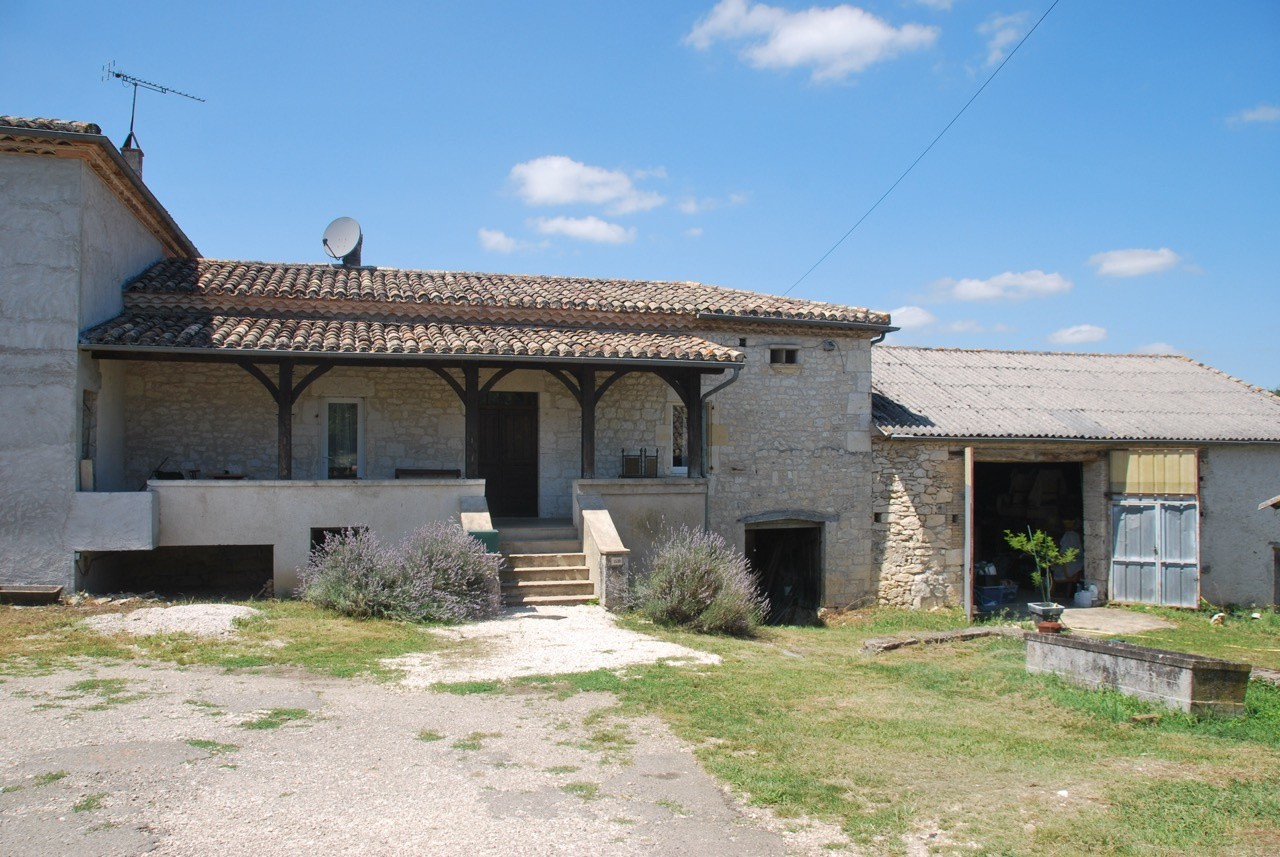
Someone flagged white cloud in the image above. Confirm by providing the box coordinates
[478,228,518,253]
[942,319,1012,334]
[890,305,936,329]
[685,226,704,238]
[1049,324,1107,345]
[1135,341,1182,355]
[1087,247,1181,277]
[510,156,665,214]
[938,270,1072,301]
[678,192,749,214]
[1229,103,1280,125]
[532,216,636,244]
[685,0,939,82]
[915,0,953,9]
[977,13,1029,67]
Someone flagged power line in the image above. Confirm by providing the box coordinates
[783,0,1062,296]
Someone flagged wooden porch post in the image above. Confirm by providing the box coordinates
[579,367,597,479]
[463,366,480,479]
[277,360,294,480]
[685,370,703,477]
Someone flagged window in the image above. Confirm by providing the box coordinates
[323,399,363,479]
[769,347,798,365]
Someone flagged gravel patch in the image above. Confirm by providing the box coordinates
[82,604,259,638]
[0,661,843,856]
[386,605,721,686]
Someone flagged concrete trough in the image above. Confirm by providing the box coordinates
[0,585,64,605]
[1026,633,1251,717]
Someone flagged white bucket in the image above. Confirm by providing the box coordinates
[1073,587,1097,608]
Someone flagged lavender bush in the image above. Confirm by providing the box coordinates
[300,522,501,623]
[640,527,767,636]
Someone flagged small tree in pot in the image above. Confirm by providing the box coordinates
[1003,527,1079,622]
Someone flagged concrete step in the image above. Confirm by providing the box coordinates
[500,538,582,554]
[501,579,595,598]
[503,591,598,606]
[507,552,587,570]
[501,565,590,582]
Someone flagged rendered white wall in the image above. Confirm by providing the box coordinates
[0,154,165,588]
[1200,444,1280,606]
[152,479,486,594]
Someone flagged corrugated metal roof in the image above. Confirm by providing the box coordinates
[872,346,1280,442]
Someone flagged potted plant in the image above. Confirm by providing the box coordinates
[1003,527,1080,625]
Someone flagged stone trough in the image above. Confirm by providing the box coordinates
[1026,633,1251,717]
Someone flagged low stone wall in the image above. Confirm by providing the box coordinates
[1026,633,1251,717]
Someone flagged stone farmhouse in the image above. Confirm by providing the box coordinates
[3,116,1278,616]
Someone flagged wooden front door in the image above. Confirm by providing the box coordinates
[478,392,538,517]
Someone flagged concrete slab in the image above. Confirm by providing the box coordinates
[1061,606,1176,635]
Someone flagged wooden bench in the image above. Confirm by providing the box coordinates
[394,468,462,479]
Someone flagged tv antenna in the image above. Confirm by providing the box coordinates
[103,61,205,148]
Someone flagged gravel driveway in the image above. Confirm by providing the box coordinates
[0,608,846,856]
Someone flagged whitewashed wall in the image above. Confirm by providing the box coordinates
[1200,443,1280,606]
[0,154,164,588]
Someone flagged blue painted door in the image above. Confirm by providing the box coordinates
[1110,498,1199,607]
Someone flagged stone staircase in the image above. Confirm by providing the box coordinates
[496,519,595,606]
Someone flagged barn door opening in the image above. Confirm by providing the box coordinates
[745,524,822,626]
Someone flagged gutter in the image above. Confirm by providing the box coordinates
[696,312,897,335]
[79,342,742,372]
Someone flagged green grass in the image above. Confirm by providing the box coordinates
[186,739,239,755]
[238,708,310,730]
[73,792,107,813]
[1098,604,1280,669]
[601,608,1280,855]
[451,731,501,751]
[31,771,68,787]
[561,781,602,801]
[416,730,444,742]
[0,600,451,680]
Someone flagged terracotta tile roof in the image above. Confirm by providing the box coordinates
[83,311,742,363]
[872,346,1280,442]
[0,116,102,135]
[124,259,891,327]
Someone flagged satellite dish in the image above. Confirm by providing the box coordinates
[322,216,363,266]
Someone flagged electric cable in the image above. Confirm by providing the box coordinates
[782,0,1062,296]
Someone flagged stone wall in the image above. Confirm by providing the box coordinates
[119,362,671,520]
[871,440,965,608]
[698,331,878,607]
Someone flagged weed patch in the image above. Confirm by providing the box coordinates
[416,730,444,743]
[186,739,239,755]
[561,782,601,801]
[238,708,310,730]
[73,793,107,813]
[433,680,503,695]
[452,731,501,751]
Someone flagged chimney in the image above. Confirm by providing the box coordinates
[121,131,143,178]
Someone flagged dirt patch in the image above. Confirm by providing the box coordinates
[385,605,721,686]
[82,604,258,638]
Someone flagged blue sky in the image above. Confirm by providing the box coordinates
[5,1,1278,387]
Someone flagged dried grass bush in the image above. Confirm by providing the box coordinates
[301,522,501,623]
[640,527,767,636]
